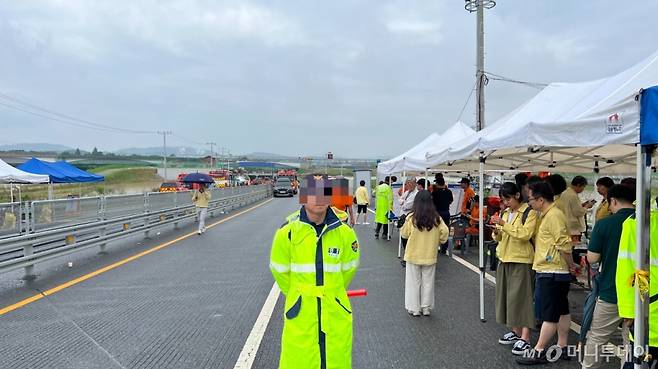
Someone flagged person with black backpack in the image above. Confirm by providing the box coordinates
[490,182,538,356]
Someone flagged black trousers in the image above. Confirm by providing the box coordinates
[438,210,451,252]
[375,222,388,237]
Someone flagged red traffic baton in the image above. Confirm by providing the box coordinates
[347,289,367,298]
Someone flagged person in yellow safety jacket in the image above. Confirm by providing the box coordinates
[374,177,393,240]
[270,198,360,368]
[616,210,658,367]
[2,211,16,230]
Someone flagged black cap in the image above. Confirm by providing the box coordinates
[459,177,470,185]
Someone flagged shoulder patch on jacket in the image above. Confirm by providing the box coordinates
[351,241,359,252]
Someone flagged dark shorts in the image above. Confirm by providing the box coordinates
[535,273,571,323]
[357,205,368,214]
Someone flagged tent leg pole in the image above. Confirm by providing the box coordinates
[398,170,406,258]
[634,144,654,368]
[479,156,485,322]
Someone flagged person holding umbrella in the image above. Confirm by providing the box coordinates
[183,173,215,235]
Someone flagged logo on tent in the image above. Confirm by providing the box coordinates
[605,112,623,134]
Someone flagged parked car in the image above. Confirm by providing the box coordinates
[273,177,294,197]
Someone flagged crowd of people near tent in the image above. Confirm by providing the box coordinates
[364,171,658,367]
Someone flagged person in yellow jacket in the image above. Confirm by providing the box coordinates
[561,176,595,242]
[616,208,658,368]
[400,190,449,317]
[270,174,360,369]
[594,177,614,221]
[354,180,370,225]
[374,177,393,240]
[489,182,537,356]
[516,181,578,365]
[192,184,211,235]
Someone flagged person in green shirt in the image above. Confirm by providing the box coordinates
[581,184,635,369]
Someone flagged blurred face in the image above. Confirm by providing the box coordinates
[460,182,468,190]
[574,184,586,194]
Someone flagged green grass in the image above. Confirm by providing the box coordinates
[103,168,161,184]
[88,163,155,174]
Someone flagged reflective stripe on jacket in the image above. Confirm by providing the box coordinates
[270,206,360,369]
[616,211,658,346]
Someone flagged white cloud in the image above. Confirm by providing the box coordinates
[4,1,307,60]
[381,0,443,44]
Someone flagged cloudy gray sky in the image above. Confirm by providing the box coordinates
[1,0,657,159]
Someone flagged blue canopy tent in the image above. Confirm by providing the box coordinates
[18,158,104,183]
[52,161,104,182]
[18,158,74,183]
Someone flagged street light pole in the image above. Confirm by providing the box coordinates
[157,130,172,180]
[465,0,496,324]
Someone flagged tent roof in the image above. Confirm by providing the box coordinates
[53,161,104,182]
[378,121,475,175]
[425,51,658,174]
[18,158,104,183]
[0,158,49,184]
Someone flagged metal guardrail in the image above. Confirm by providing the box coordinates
[0,185,272,279]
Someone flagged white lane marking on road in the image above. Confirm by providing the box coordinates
[450,253,626,360]
[233,283,281,369]
[451,254,584,334]
[372,207,622,358]
[451,254,497,284]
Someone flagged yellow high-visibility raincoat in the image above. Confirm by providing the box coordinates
[616,211,658,346]
[270,206,360,369]
[374,183,393,225]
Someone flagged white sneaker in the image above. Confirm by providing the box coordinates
[364,222,370,225]
[197,230,202,235]
[421,308,431,316]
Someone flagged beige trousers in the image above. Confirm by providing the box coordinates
[405,262,436,313]
[581,299,627,369]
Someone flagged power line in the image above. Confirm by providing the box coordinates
[456,80,477,123]
[0,91,156,134]
[483,71,549,89]
[0,100,121,133]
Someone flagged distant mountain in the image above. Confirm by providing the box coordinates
[0,143,76,152]
[115,146,208,157]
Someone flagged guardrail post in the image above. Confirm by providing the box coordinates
[29,202,35,234]
[99,196,108,254]
[173,193,180,229]
[144,193,151,239]
[23,243,36,281]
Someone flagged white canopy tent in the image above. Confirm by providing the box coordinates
[425,51,658,173]
[422,51,658,358]
[0,158,49,184]
[377,121,475,175]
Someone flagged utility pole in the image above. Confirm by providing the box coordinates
[157,131,172,180]
[206,142,216,169]
[465,0,496,324]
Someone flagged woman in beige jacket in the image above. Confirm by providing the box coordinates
[401,190,449,316]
